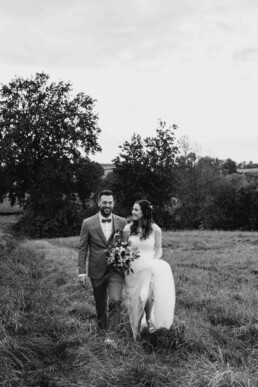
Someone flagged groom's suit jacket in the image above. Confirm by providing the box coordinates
[78,212,126,280]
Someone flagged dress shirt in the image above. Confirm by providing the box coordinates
[99,213,113,241]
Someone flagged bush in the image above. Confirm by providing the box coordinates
[13,203,99,238]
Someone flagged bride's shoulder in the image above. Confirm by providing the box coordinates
[152,223,161,233]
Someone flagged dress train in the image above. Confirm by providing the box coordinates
[124,252,175,339]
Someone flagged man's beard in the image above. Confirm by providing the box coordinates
[100,207,112,217]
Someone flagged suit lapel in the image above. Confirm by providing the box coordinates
[107,220,115,245]
[107,215,122,244]
[94,213,123,245]
[113,215,121,233]
[94,214,108,246]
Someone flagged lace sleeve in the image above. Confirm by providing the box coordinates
[153,224,163,259]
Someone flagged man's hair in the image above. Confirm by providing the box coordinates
[98,190,114,201]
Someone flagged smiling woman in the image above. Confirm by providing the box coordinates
[123,199,176,339]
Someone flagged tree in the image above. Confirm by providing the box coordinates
[200,181,239,230]
[237,184,258,230]
[0,72,101,205]
[174,155,228,228]
[238,161,258,169]
[0,165,11,200]
[111,120,179,224]
[74,159,104,209]
[0,73,102,236]
[221,158,237,175]
[175,152,258,230]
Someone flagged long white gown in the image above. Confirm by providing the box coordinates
[123,223,176,339]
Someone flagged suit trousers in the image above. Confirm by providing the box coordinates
[91,270,124,331]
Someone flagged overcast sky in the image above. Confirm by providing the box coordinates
[0,0,257,164]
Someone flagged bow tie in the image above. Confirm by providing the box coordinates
[102,218,112,223]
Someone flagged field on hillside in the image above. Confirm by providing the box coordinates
[237,168,258,177]
[1,229,258,386]
[0,214,21,232]
[0,198,22,214]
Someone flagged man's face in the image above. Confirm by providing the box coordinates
[98,195,114,217]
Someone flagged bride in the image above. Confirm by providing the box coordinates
[123,199,176,339]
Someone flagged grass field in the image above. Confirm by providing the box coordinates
[1,228,258,386]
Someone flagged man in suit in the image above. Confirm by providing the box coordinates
[78,190,126,338]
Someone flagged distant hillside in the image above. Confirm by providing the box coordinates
[0,198,22,214]
[101,165,258,178]
[237,168,258,177]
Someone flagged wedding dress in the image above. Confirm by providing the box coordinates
[123,223,175,339]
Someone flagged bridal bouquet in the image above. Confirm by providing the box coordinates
[107,231,140,275]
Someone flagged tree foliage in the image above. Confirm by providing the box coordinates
[238,161,258,169]
[0,73,103,236]
[0,72,101,204]
[173,142,258,230]
[1,72,257,235]
[221,158,237,175]
[110,121,178,223]
[74,159,104,209]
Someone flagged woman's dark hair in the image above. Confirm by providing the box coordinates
[130,199,153,239]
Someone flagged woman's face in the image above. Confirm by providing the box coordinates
[132,203,143,221]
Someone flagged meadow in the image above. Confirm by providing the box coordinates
[0,198,23,214]
[0,226,258,386]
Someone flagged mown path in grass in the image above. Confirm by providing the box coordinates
[24,231,258,387]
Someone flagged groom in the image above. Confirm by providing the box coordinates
[78,190,126,336]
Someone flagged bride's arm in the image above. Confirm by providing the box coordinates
[154,225,163,259]
[123,223,131,242]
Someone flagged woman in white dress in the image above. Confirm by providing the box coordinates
[123,200,176,340]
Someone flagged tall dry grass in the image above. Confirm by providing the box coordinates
[1,230,258,386]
